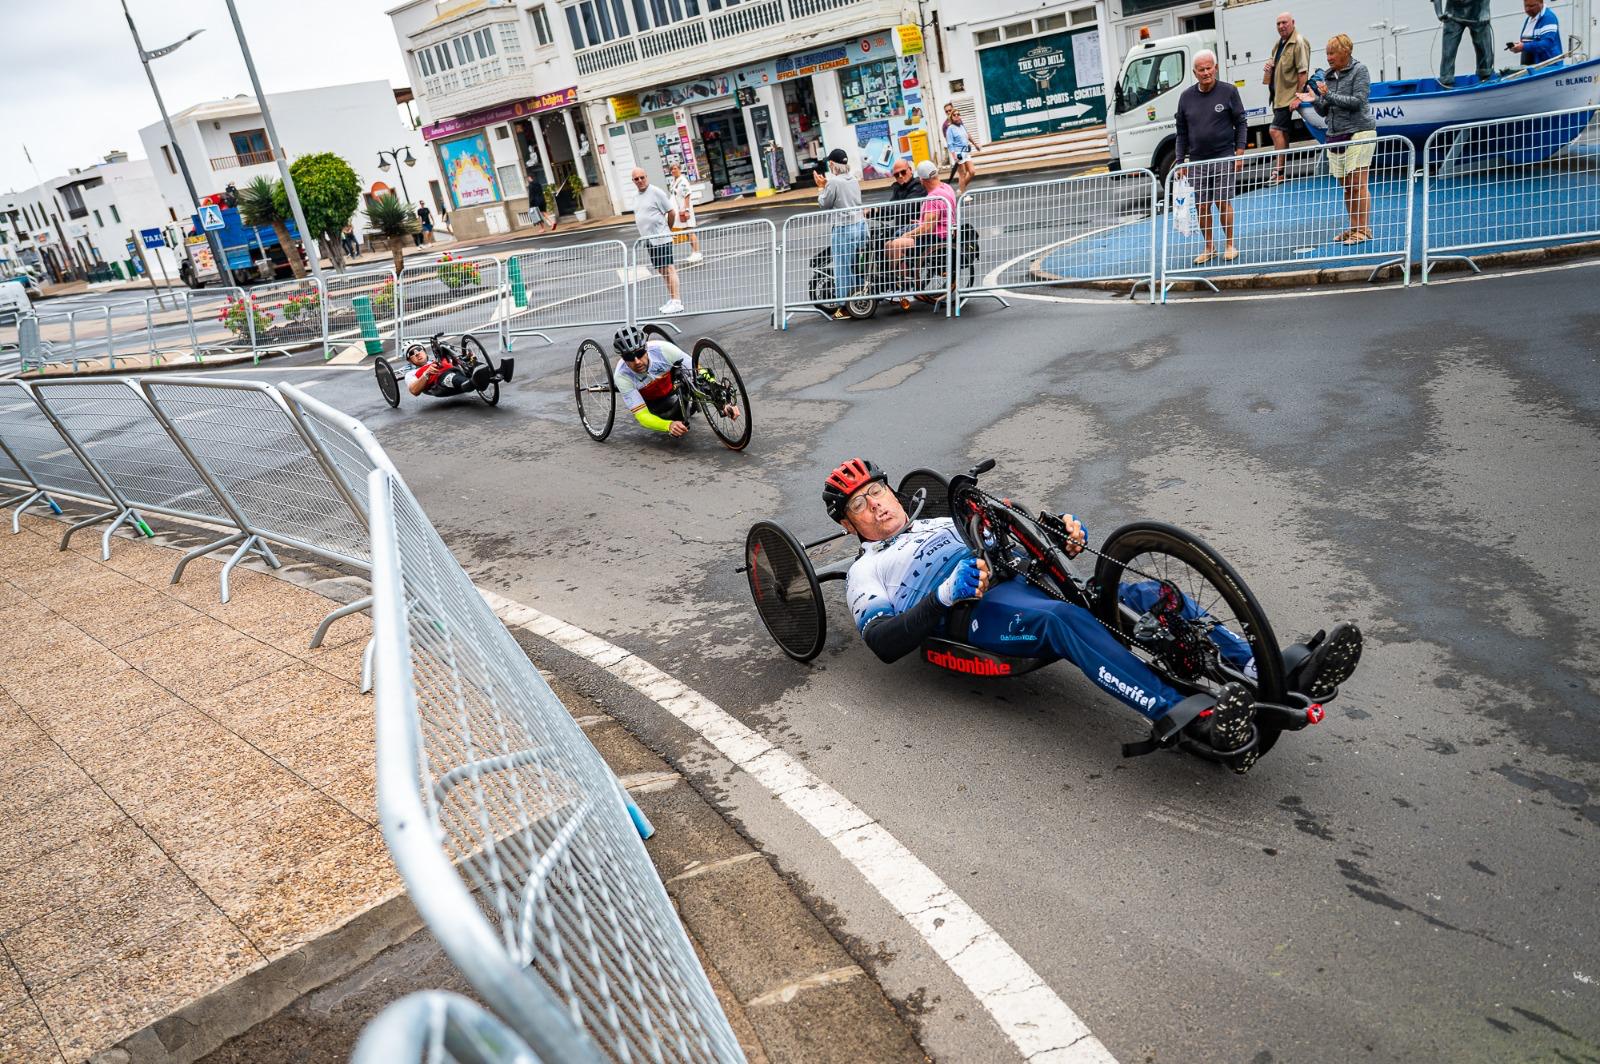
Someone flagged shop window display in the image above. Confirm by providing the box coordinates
[838,58,905,126]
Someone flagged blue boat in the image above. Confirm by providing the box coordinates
[1299,55,1600,161]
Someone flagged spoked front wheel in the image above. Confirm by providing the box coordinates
[691,338,751,451]
[574,338,615,441]
[461,334,498,406]
[375,356,401,408]
[1091,522,1287,756]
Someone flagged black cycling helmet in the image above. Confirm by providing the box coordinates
[613,326,648,358]
[823,457,889,521]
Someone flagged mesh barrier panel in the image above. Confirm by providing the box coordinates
[780,203,954,323]
[30,380,233,525]
[629,218,775,324]
[0,436,32,489]
[277,383,392,521]
[397,256,505,355]
[0,381,110,502]
[1162,137,1415,292]
[250,277,328,352]
[1423,105,1600,278]
[955,170,1159,307]
[325,268,398,348]
[504,242,629,337]
[183,288,256,356]
[141,380,367,566]
[352,991,552,1064]
[373,472,743,1063]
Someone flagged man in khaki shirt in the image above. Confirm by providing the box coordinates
[1263,11,1311,183]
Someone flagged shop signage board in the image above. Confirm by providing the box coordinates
[421,89,578,141]
[894,24,923,57]
[609,96,641,121]
[438,132,502,208]
[977,28,1106,142]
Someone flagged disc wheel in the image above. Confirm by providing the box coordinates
[745,521,826,662]
[896,468,950,521]
[1091,522,1288,758]
[461,334,499,406]
[691,338,751,451]
[375,356,401,408]
[574,339,615,441]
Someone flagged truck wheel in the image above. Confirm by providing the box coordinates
[1154,145,1177,194]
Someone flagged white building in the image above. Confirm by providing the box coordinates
[135,81,442,248]
[0,152,183,284]
[388,0,602,239]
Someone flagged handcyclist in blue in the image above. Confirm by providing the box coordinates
[612,326,741,437]
[824,458,1361,772]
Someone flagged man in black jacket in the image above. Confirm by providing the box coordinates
[1174,49,1248,265]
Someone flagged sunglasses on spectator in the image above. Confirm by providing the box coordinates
[892,167,911,177]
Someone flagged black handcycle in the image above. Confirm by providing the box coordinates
[741,460,1334,767]
[573,325,753,450]
[374,331,512,409]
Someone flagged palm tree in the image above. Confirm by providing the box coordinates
[236,176,307,279]
[364,193,419,276]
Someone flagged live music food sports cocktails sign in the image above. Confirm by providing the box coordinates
[977,27,1106,142]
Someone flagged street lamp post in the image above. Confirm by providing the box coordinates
[120,0,236,289]
[376,148,417,205]
[221,0,326,282]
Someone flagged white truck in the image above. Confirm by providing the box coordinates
[1107,0,1593,179]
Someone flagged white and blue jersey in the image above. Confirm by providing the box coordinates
[1520,8,1561,64]
[846,518,972,633]
[612,339,689,412]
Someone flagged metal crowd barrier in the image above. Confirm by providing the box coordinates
[1422,104,1600,280]
[368,466,745,1064]
[249,276,329,359]
[324,267,398,354]
[1161,135,1416,297]
[629,217,777,329]
[778,201,955,326]
[396,254,507,357]
[0,380,137,552]
[956,169,1161,309]
[352,991,548,1064]
[503,240,630,346]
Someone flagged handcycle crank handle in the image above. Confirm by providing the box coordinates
[734,528,850,574]
[969,458,995,477]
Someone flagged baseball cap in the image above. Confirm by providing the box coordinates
[826,148,850,165]
[914,160,938,180]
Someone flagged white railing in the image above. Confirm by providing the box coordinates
[571,0,875,75]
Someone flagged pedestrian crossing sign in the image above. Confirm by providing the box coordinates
[199,204,226,232]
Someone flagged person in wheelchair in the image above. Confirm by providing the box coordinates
[823,458,1362,773]
[612,326,741,438]
[404,341,497,398]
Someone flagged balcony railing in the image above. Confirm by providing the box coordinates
[210,149,276,171]
[572,0,880,78]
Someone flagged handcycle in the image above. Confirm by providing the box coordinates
[572,324,753,450]
[374,331,512,409]
[807,216,980,320]
[741,460,1333,767]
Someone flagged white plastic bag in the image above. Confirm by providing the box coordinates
[1171,174,1198,237]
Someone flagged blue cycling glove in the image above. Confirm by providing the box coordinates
[937,557,983,606]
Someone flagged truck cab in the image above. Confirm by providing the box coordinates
[1109,31,1213,182]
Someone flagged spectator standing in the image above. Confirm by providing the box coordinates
[668,160,703,264]
[631,167,683,314]
[416,203,434,246]
[1510,0,1562,65]
[341,224,359,259]
[815,147,865,320]
[945,109,977,195]
[1299,34,1377,245]
[1264,11,1312,183]
[1438,0,1494,88]
[1174,49,1248,264]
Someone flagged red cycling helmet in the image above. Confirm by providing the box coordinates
[823,458,888,520]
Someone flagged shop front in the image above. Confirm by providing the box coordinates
[423,88,603,239]
[596,27,934,211]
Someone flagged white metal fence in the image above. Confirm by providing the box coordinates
[325,268,398,355]
[1422,105,1600,280]
[955,169,1160,309]
[779,201,956,325]
[352,991,547,1064]
[250,276,329,355]
[629,218,777,328]
[505,241,629,342]
[396,254,507,357]
[368,466,745,1064]
[1161,136,1416,296]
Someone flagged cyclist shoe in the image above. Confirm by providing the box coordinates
[470,364,495,391]
[1209,681,1258,775]
[497,357,515,382]
[1284,623,1363,701]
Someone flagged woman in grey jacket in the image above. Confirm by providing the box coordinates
[1299,34,1378,245]
[815,148,865,318]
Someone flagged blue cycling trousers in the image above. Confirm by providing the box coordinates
[959,579,1183,719]
[1118,580,1255,670]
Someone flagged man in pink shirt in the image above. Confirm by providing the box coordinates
[886,160,958,306]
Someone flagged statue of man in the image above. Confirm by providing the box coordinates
[1437,0,1496,87]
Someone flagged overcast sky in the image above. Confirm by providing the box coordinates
[0,0,414,193]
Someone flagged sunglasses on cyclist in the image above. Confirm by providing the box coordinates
[846,482,893,515]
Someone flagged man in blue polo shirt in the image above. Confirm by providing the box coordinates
[1509,0,1562,66]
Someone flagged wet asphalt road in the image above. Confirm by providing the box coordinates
[233,261,1599,1064]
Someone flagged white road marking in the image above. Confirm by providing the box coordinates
[480,589,1118,1064]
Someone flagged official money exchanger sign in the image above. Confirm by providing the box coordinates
[978,28,1105,142]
